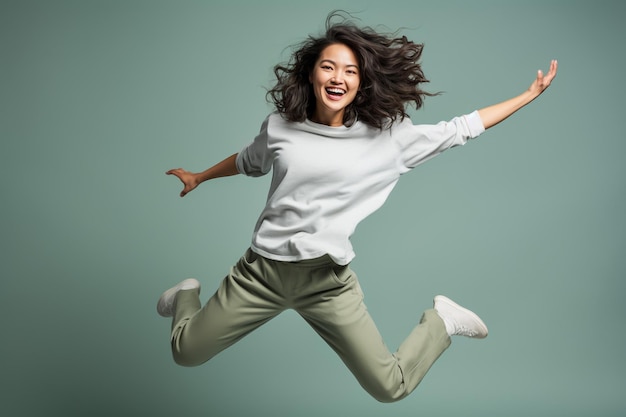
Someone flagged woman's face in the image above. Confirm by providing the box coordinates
[309,43,360,126]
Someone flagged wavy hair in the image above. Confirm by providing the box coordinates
[266,12,437,129]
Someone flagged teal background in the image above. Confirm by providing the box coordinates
[1,0,624,416]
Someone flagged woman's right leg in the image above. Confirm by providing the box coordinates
[167,249,286,366]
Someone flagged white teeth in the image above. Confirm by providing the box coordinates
[326,88,345,95]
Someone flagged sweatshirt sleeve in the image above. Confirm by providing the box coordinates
[395,110,485,171]
[235,115,273,177]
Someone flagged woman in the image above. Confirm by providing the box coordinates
[157,14,557,402]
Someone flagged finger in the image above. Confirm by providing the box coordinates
[551,59,558,73]
[541,60,558,87]
[167,169,186,181]
[536,69,544,85]
[547,59,558,79]
[180,186,193,197]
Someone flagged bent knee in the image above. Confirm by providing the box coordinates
[172,352,200,367]
[370,390,406,404]
[171,335,214,367]
[362,381,407,403]
[172,348,211,367]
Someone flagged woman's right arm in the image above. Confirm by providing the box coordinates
[166,153,239,197]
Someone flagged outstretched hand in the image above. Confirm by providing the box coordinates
[528,59,558,97]
[478,59,559,129]
[166,168,199,197]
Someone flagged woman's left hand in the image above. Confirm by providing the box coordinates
[478,59,559,129]
[528,59,558,98]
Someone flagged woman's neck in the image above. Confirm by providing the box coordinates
[310,110,345,127]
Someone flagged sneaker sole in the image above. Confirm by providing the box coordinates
[157,278,200,317]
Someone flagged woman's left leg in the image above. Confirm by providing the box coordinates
[296,264,451,403]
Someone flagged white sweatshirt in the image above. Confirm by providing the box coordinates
[236,111,485,265]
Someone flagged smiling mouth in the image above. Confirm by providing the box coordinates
[326,87,346,97]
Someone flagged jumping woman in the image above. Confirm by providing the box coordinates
[157,12,557,402]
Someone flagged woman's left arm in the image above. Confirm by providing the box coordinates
[478,60,558,130]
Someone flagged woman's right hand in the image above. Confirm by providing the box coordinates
[166,154,240,197]
[166,168,200,197]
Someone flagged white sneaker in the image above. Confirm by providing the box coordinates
[156,278,201,317]
[434,295,488,338]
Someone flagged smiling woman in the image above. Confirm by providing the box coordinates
[309,44,360,126]
[159,10,557,404]
[267,13,437,130]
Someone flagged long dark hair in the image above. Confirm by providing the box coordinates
[267,12,437,129]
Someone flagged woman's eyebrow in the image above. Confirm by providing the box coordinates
[319,59,359,68]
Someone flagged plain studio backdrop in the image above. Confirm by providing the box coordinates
[1,1,624,416]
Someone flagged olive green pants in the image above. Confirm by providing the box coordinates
[170,249,451,402]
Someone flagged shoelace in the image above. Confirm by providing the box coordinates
[453,324,478,337]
